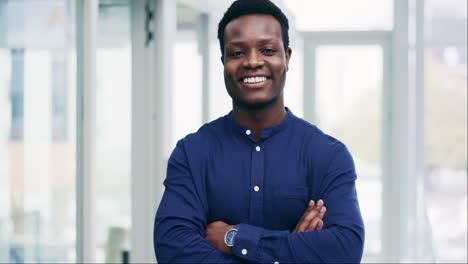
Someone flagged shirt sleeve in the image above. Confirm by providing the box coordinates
[154,139,244,263]
[231,143,365,264]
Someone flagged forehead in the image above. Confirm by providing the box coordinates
[224,14,283,43]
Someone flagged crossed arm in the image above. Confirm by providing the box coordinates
[205,199,327,255]
[154,141,364,263]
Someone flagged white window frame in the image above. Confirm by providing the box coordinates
[302,30,393,263]
[301,0,427,262]
[130,0,175,263]
[76,0,98,263]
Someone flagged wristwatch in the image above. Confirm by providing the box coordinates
[224,227,238,248]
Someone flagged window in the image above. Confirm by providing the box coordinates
[423,1,467,262]
[284,0,393,31]
[96,0,131,262]
[0,0,76,262]
[172,3,204,147]
[314,45,384,259]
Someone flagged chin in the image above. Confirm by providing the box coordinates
[233,96,278,110]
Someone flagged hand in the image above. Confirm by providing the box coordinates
[292,199,326,233]
[205,221,234,255]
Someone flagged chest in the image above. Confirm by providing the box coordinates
[201,147,320,231]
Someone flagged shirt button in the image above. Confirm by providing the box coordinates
[254,186,260,192]
[246,129,251,135]
[274,262,279,264]
[255,146,261,152]
[242,249,248,255]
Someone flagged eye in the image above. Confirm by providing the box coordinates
[262,48,277,55]
[229,51,244,57]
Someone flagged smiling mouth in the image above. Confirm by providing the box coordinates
[240,76,271,84]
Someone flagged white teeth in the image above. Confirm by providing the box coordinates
[243,76,267,83]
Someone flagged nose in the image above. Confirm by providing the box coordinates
[242,50,264,68]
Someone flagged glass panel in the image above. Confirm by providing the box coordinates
[0,0,76,262]
[284,43,304,118]
[423,1,467,263]
[284,0,393,31]
[424,47,467,263]
[425,0,467,45]
[209,39,231,121]
[172,4,203,147]
[96,1,131,262]
[315,45,383,260]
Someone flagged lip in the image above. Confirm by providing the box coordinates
[238,74,272,88]
[239,74,271,80]
[239,78,271,89]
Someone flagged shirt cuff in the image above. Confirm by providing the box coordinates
[231,223,263,262]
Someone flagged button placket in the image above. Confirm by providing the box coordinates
[249,141,265,226]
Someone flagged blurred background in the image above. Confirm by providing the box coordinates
[0,0,466,263]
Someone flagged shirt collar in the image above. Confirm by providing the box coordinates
[226,107,294,142]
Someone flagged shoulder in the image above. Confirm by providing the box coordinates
[292,115,348,153]
[292,118,357,195]
[182,115,226,144]
[291,115,354,172]
[174,115,227,158]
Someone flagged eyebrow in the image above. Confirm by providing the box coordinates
[226,38,279,46]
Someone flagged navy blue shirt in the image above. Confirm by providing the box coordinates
[154,108,364,263]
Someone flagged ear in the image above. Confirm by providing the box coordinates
[285,47,292,71]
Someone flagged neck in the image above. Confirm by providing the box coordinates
[232,97,287,134]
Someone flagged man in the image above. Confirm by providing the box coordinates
[154,0,364,263]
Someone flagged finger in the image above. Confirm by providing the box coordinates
[318,205,326,219]
[306,207,326,231]
[317,220,324,230]
[298,200,318,230]
[306,216,321,231]
[299,200,315,222]
[293,200,315,233]
[300,201,324,232]
[299,200,315,219]
[304,200,323,221]
[316,199,324,208]
[296,200,324,233]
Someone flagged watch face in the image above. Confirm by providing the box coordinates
[224,229,238,247]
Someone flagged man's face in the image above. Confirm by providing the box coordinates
[222,14,291,108]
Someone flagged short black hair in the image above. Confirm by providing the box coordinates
[217,0,289,56]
